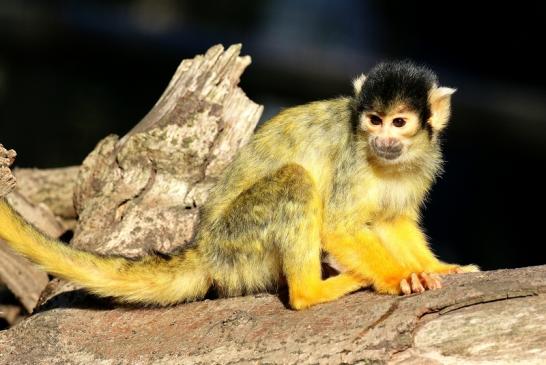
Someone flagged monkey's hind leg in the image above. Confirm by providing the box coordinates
[269,164,364,310]
[206,164,364,308]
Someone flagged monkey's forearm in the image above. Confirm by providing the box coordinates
[374,217,441,270]
[323,217,479,295]
[374,217,479,274]
[323,230,412,294]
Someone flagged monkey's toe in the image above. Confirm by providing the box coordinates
[400,278,412,295]
[400,272,442,295]
[420,272,442,290]
[410,273,425,293]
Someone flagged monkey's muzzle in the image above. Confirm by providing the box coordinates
[371,138,403,160]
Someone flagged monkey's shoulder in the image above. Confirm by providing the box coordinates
[257,97,353,138]
[207,98,353,211]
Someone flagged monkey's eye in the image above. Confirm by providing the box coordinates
[369,115,382,125]
[392,118,406,127]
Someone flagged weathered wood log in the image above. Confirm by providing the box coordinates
[0,147,54,314]
[0,145,16,198]
[72,44,263,257]
[0,245,48,314]
[2,44,264,310]
[13,166,79,221]
[0,192,63,313]
[0,266,545,364]
[0,304,21,327]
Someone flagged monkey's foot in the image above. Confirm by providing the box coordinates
[400,272,442,295]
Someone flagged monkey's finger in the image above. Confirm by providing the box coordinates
[429,273,443,289]
[410,273,425,293]
[400,279,411,295]
[419,273,440,290]
[418,272,433,289]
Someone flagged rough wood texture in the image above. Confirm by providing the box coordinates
[0,304,21,327]
[0,266,545,364]
[13,166,79,220]
[72,44,263,257]
[0,193,66,313]
[0,147,65,314]
[4,193,67,239]
[0,145,16,198]
[0,245,48,313]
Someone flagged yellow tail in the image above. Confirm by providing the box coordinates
[0,198,211,306]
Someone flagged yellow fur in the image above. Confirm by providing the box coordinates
[0,199,210,306]
[323,217,477,295]
[0,71,476,309]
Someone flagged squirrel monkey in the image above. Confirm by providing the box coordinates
[0,61,478,310]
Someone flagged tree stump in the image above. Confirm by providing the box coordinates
[72,44,263,257]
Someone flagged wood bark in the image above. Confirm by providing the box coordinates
[1,266,545,364]
[13,166,79,226]
[0,146,53,314]
[0,305,21,327]
[0,145,16,198]
[72,43,263,257]
[0,245,48,314]
[1,44,263,314]
[0,186,63,314]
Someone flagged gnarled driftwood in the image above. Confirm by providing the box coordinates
[72,44,263,257]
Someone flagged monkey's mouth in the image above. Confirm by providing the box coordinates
[371,141,403,160]
[374,149,402,160]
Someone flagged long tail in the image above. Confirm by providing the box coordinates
[0,198,211,306]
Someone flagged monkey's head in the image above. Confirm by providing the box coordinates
[353,61,455,166]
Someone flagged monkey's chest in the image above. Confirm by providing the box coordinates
[326,176,423,230]
[352,179,419,222]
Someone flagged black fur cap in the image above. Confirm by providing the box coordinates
[354,61,438,126]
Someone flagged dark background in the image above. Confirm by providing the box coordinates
[1,1,545,270]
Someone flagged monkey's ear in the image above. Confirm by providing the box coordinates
[428,87,456,131]
[353,74,367,96]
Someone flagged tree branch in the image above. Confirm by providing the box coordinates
[0,266,544,364]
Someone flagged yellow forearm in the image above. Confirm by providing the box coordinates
[323,230,411,294]
[323,216,463,294]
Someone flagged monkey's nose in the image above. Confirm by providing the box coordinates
[372,138,403,160]
[377,138,399,149]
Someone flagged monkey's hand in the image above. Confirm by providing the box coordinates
[398,265,479,294]
[323,231,442,296]
[323,218,480,296]
[399,272,442,295]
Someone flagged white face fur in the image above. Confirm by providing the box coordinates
[360,104,422,163]
[353,73,456,165]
